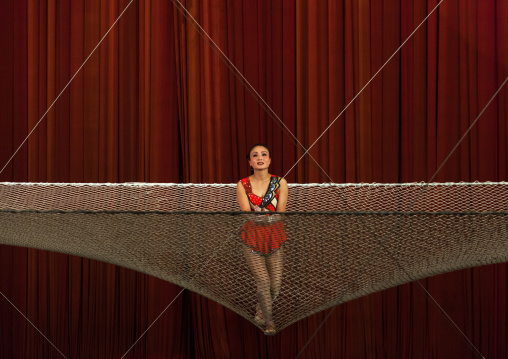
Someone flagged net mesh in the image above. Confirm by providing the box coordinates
[1,182,507,333]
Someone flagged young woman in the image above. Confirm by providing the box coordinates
[237,144,288,335]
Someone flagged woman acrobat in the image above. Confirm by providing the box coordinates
[237,144,288,335]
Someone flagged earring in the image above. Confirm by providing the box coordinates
[250,166,254,174]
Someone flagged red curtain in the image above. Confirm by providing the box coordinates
[0,0,507,357]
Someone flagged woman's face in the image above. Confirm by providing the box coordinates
[249,146,271,172]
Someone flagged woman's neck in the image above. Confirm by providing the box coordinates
[251,170,271,182]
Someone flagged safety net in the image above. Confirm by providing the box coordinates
[1,181,507,334]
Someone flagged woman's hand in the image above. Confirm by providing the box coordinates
[252,205,267,222]
[252,206,281,224]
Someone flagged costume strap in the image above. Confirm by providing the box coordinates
[240,177,252,194]
[260,176,281,209]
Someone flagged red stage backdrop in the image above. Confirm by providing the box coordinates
[0,0,507,358]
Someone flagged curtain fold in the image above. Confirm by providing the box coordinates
[0,0,507,357]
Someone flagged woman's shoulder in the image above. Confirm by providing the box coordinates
[238,177,250,185]
[271,174,287,184]
[237,177,251,192]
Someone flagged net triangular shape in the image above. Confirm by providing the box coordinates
[1,182,507,333]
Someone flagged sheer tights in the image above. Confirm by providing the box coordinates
[242,245,283,328]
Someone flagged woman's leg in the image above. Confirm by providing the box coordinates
[266,246,283,302]
[242,245,273,324]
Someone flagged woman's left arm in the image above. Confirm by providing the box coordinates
[276,178,288,212]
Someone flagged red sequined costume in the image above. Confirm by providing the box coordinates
[239,175,287,255]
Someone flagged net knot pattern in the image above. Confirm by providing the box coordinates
[1,181,507,333]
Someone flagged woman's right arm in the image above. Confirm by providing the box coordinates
[237,181,252,211]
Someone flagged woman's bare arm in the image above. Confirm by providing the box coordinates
[276,178,288,212]
[237,181,252,211]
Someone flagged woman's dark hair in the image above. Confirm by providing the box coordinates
[246,143,271,160]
